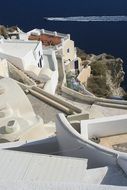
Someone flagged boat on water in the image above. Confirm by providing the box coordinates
[43,17,49,21]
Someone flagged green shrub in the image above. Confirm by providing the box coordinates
[91,61,107,76]
[87,76,109,97]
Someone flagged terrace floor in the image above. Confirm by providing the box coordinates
[99,133,127,153]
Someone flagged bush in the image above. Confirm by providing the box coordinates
[87,76,110,97]
[91,61,107,76]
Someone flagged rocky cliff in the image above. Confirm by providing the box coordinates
[77,48,125,98]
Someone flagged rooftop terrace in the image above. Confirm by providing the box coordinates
[0,40,40,57]
[28,28,70,47]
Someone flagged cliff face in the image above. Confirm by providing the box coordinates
[77,48,125,98]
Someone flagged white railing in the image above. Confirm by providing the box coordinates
[41,29,69,39]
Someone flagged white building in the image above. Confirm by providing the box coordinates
[39,48,58,94]
[0,39,43,71]
[27,28,76,61]
[0,29,82,95]
[27,28,81,74]
[0,39,59,94]
[26,28,82,93]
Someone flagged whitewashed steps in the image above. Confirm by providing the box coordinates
[101,166,127,186]
[83,166,108,184]
[0,181,127,190]
[0,150,127,187]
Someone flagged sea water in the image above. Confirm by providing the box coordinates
[1,0,127,87]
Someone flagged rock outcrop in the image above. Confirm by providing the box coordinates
[0,25,8,38]
[0,25,19,39]
[77,48,125,98]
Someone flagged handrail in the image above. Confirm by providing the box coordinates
[32,86,82,114]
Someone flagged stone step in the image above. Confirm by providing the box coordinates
[0,150,88,183]
[0,180,126,190]
[0,149,127,187]
[84,166,108,184]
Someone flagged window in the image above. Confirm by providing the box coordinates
[40,59,42,67]
[74,60,79,69]
[38,57,43,68]
[37,55,43,68]
[67,48,70,53]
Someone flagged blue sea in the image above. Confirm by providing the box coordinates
[1,0,127,88]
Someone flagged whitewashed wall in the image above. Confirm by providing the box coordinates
[23,50,37,69]
[0,59,9,77]
[43,70,58,95]
[81,114,127,139]
[43,49,59,94]
[0,52,24,70]
[33,42,44,67]
[62,39,76,62]
[56,113,117,168]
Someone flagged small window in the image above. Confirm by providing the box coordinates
[38,58,42,68]
[74,60,79,69]
[67,48,70,53]
[39,59,42,68]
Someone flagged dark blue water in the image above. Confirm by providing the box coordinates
[1,0,127,87]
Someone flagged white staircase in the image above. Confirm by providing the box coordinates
[0,150,127,189]
[83,166,108,184]
[0,181,127,190]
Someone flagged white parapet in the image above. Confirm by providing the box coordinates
[54,31,57,36]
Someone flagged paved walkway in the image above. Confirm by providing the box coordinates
[28,94,127,123]
[27,94,62,123]
[100,133,127,153]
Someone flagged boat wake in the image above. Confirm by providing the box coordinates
[45,16,127,22]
